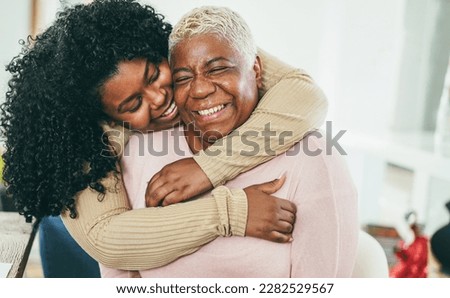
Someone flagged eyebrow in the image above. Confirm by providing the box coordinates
[172,57,232,76]
[116,60,151,113]
[206,57,231,66]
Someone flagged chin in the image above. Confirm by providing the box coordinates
[202,128,232,142]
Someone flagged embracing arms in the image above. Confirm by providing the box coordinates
[62,49,327,270]
[146,49,328,206]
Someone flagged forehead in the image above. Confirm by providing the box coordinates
[101,59,147,106]
[170,34,241,68]
[103,59,146,94]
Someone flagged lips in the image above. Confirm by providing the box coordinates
[161,101,176,117]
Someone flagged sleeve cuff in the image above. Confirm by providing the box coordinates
[228,188,248,237]
[211,186,248,237]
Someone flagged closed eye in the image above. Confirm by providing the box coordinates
[147,66,160,85]
[208,66,228,75]
[174,76,192,85]
[128,96,143,113]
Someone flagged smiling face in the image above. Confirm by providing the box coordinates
[100,58,180,132]
[170,34,262,150]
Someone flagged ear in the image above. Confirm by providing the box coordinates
[105,119,124,130]
[106,119,117,128]
[253,55,263,89]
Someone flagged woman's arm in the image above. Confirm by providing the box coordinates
[145,48,328,206]
[196,48,328,186]
[62,159,295,270]
[61,170,247,271]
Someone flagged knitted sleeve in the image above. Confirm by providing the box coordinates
[194,48,328,186]
[62,49,327,270]
[61,170,247,270]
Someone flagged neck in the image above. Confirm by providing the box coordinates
[183,125,213,154]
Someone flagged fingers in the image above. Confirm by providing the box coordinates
[148,172,161,187]
[278,209,296,227]
[145,159,211,207]
[146,171,176,207]
[275,218,294,234]
[279,198,297,214]
[255,175,286,195]
[145,182,172,207]
[146,173,164,199]
[161,191,187,206]
[267,231,293,243]
[146,184,191,207]
[266,198,296,242]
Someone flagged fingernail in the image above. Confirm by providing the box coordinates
[289,237,294,242]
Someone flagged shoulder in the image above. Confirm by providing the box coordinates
[123,126,189,162]
[283,130,354,187]
[257,48,311,83]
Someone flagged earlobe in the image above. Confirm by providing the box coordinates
[253,55,263,89]
[106,119,117,128]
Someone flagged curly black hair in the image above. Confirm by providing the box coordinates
[0,0,172,222]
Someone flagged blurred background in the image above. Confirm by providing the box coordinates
[1,0,449,277]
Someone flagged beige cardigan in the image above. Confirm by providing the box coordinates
[61,49,328,270]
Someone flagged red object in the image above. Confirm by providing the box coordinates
[389,224,428,278]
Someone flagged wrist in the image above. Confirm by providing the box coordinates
[211,186,248,237]
[227,188,248,237]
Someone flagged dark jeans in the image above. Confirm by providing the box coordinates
[39,216,101,278]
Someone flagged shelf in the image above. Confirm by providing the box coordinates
[343,130,450,235]
[343,130,450,181]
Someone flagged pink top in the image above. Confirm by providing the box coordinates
[101,126,358,278]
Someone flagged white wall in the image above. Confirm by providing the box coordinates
[0,0,413,136]
[147,0,406,135]
[392,0,450,132]
[0,0,62,104]
[2,0,446,135]
[2,0,448,230]
[0,1,31,102]
[148,0,328,79]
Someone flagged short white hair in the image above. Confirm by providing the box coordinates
[169,6,257,68]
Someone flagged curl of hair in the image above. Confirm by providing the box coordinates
[169,6,257,68]
[0,0,171,222]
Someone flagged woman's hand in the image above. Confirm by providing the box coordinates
[244,176,297,243]
[145,158,213,207]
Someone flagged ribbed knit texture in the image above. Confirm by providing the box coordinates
[213,186,248,237]
[102,134,358,278]
[62,173,247,270]
[62,49,328,270]
[194,49,328,186]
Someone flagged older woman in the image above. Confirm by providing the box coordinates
[103,6,358,278]
[1,0,327,272]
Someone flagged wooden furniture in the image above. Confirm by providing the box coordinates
[344,130,450,236]
[0,212,38,278]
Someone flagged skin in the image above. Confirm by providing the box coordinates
[144,34,264,207]
[168,33,295,237]
[100,57,213,206]
[97,47,296,242]
[170,33,262,153]
[101,58,180,132]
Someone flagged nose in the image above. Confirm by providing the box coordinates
[145,87,167,110]
[190,76,216,99]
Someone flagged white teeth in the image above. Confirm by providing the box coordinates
[161,101,176,117]
[197,104,225,116]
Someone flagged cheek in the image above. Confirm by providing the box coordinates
[173,86,189,107]
[101,97,117,118]
[122,110,148,130]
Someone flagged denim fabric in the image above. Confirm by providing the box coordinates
[39,216,101,278]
